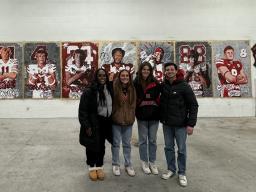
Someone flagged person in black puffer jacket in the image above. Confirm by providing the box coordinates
[160,63,198,187]
[79,68,113,181]
[134,62,161,175]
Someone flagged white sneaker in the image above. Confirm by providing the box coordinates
[125,166,136,177]
[149,162,158,175]
[112,165,120,176]
[178,175,188,187]
[141,161,151,174]
[161,170,175,180]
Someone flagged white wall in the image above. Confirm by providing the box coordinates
[0,0,255,118]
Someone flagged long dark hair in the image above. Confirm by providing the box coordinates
[94,68,112,106]
[138,62,156,85]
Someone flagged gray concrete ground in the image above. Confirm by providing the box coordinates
[0,117,255,192]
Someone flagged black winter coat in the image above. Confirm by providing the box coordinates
[78,83,113,152]
[134,77,161,121]
[160,78,199,127]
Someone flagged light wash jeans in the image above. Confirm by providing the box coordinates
[137,120,159,163]
[111,124,133,167]
[163,124,187,175]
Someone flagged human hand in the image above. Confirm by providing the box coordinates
[86,128,92,136]
[186,126,194,135]
[109,72,114,81]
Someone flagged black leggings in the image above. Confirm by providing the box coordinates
[86,115,112,167]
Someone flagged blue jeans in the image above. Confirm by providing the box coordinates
[137,120,159,163]
[111,124,133,167]
[163,124,187,175]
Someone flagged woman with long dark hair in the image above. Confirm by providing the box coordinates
[79,68,113,181]
[133,62,161,175]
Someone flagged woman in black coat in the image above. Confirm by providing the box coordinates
[78,68,113,181]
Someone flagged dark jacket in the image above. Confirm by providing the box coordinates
[160,70,199,127]
[78,83,113,151]
[133,77,161,121]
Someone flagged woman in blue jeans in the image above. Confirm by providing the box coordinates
[111,69,136,177]
[133,62,161,175]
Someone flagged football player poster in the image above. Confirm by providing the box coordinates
[24,43,61,99]
[100,42,137,80]
[62,42,98,99]
[0,43,23,99]
[175,41,212,97]
[138,41,174,83]
[212,41,252,97]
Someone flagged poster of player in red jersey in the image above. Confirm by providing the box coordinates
[138,41,174,83]
[0,43,22,99]
[24,43,60,99]
[62,42,98,99]
[100,42,136,80]
[212,41,251,97]
[176,41,212,97]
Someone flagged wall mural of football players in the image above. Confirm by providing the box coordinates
[100,42,136,80]
[62,42,98,99]
[212,41,251,97]
[139,41,174,83]
[176,41,212,97]
[24,43,60,99]
[0,43,22,99]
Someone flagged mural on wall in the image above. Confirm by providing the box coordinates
[62,42,98,99]
[212,41,252,97]
[100,42,136,80]
[24,43,61,99]
[138,41,174,83]
[251,43,256,68]
[0,40,254,99]
[0,43,23,99]
[175,41,212,97]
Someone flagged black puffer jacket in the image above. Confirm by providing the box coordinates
[134,77,161,121]
[78,83,113,151]
[160,71,199,127]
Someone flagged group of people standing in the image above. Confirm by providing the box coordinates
[78,56,198,187]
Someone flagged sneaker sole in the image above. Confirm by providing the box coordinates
[125,170,135,177]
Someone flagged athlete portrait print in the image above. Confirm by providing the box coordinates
[0,43,22,99]
[212,41,251,97]
[24,43,60,99]
[139,41,174,83]
[176,41,212,97]
[62,42,98,99]
[100,42,136,80]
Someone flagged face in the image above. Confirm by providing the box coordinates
[74,53,81,67]
[1,49,10,60]
[113,51,123,64]
[36,53,46,65]
[154,51,163,63]
[97,70,107,85]
[224,49,234,60]
[141,65,150,80]
[165,65,177,79]
[119,71,130,85]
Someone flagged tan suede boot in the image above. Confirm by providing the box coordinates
[96,167,105,180]
[88,167,97,181]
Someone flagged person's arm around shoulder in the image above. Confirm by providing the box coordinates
[183,82,199,135]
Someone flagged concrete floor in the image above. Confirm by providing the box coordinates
[0,117,255,192]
